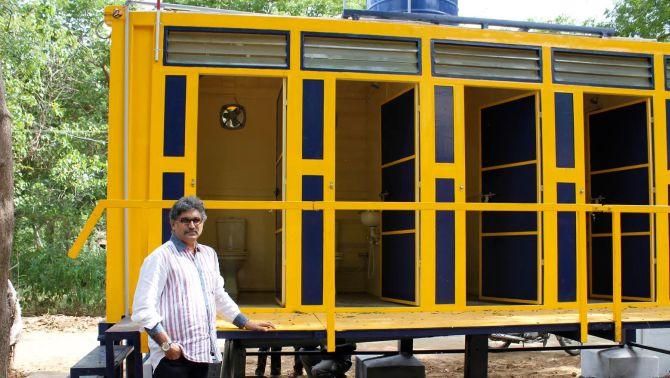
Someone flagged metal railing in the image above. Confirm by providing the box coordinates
[69,199,670,351]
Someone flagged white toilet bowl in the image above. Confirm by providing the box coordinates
[216,218,248,300]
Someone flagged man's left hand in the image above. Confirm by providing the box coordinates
[244,320,276,331]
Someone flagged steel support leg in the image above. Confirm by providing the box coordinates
[399,339,414,356]
[464,334,488,378]
[231,339,246,378]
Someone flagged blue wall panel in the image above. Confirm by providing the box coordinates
[302,175,323,305]
[436,179,455,304]
[481,235,538,300]
[435,86,454,163]
[381,233,416,302]
[302,80,324,159]
[162,172,185,243]
[381,90,415,164]
[555,93,575,168]
[481,95,536,167]
[164,76,187,157]
[557,183,576,302]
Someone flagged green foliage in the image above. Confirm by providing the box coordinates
[168,0,366,16]
[606,0,670,41]
[1,0,110,315]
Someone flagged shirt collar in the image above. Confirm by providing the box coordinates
[170,233,200,253]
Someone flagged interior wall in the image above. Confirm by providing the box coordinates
[464,87,536,298]
[197,75,282,292]
[335,81,414,297]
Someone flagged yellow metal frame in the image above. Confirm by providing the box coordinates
[88,6,670,351]
[69,199,670,348]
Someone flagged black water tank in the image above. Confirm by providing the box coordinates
[367,0,458,15]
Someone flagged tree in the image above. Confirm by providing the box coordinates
[607,0,670,41]
[0,63,15,377]
[1,0,109,315]
[169,0,366,17]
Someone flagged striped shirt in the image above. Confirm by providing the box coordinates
[132,234,247,369]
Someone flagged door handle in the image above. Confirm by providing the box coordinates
[379,191,389,201]
[481,192,496,203]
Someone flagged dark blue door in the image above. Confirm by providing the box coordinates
[275,86,284,305]
[381,89,417,304]
[480,95,540,304]
[588,101,652,301]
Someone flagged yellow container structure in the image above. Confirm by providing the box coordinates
[69,2,670,358]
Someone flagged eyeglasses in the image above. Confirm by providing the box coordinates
[178,217,203,226]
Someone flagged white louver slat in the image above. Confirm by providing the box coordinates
[432,41,541,82]
[552,49,653,89]
[302,34,420,74]
[165,29,289,68]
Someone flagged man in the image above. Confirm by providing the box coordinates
[132,196,274,377]
[8,279,22,367]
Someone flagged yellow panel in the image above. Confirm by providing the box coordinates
[105,6,127,322]
[652,63,669,304]
[540,60,558,306]
[284,75,301,310]
[126,23,154,318]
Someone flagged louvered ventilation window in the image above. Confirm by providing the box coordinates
[302,34,420,74]
[432,41,542,82]
[164,28,289,68]
[553,49,653,89]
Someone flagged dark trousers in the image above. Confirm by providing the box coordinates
[256,346,304,377]
[153,355,209,378]
[299,344,354,378]
[256,346,281,376]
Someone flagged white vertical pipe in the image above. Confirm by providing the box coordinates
[154,6,161,61]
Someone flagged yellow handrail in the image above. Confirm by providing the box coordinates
[69,199,669,348]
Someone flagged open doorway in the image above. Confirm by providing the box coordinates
[465,86,542,305]
[196,75,285,307]
[334,80,418,307]
[584,94,654,302]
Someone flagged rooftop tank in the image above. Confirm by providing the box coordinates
[367,0,458,15]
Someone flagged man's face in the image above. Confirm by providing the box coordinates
[171,209,205,246]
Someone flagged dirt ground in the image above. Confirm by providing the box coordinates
[13,316,582,377]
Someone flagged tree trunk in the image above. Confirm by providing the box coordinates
[0,63,15,376]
